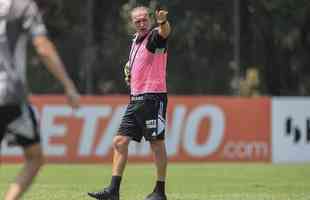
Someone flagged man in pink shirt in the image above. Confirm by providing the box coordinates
[88,6,171,200]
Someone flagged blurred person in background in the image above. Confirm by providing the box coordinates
[0,0,79,199]
[88,5,171,200]
[240,68,261,97]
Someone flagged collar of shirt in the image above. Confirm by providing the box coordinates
[135,34,147,44]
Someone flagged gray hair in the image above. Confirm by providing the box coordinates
[130,6,149,19]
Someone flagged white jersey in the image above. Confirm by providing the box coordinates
[0,0,47,105]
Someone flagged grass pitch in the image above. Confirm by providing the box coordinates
[0,163,309,200]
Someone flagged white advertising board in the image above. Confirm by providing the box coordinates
[272,98,310,163]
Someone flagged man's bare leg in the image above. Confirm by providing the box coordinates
[4,144,44,200]
[144,140,168,200]
[150,140,167,182]
[112,135,130,177]
[88,135,130,200]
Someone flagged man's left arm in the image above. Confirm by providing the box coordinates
[156,9,171,38]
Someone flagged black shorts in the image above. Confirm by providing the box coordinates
[118,93,168,142]
[0,105,21,143]
[0,104,40,148]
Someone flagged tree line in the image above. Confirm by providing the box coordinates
[29,0,310,96]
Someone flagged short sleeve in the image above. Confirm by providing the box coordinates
[146,29,168,53]
[22,1,47,38]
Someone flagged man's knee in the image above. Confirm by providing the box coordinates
[150,140,166,153]
[23,144,44,168]
[113,135,130,153]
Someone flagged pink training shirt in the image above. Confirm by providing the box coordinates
[129,29,168,95]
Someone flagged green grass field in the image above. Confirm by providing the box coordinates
[0,163,309,200]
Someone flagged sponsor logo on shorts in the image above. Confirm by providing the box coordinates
[146,120,156,129]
